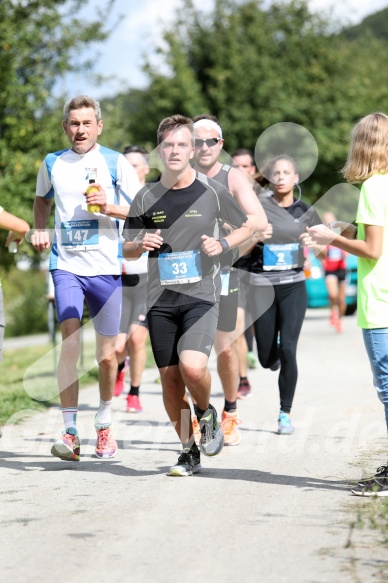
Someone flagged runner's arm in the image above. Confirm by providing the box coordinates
[31,197,52,252]
[0,209,30,239]
[228,167,267,231]
[202,221,254,257]
[123,229,163,259]
[303,223,383,260]
[83,183,131,219]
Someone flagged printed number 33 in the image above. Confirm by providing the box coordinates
[172,262,188,275]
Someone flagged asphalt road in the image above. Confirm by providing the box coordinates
[0,309,386,582]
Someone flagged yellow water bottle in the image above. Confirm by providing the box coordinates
[86,179,100,213]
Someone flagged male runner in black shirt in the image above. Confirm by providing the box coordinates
[122,114,254,476]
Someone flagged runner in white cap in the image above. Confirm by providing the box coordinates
[192,114,267,445]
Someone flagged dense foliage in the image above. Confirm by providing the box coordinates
[1,266,47,336]
[105,0,388,201]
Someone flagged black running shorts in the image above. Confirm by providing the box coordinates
[148,300,219,368]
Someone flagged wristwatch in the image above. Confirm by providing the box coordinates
[218,238,230,253]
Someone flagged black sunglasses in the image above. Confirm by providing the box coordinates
[194,138,222,148]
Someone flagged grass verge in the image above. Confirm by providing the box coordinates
[359,498,388,544]
[0,337,156,428]
[350,498,388,582]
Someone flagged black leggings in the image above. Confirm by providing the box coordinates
[249,280,307,413]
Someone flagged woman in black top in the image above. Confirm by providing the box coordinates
[250,155,321,434]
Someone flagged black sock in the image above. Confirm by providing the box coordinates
[224,399,237,413]
[195,405,207,421]
[190,441,200,455]
[240,376,247,382]
[118,361,125,373]
[129,385,139,396]
[182,440,200,456]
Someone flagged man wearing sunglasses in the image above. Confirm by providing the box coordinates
[192,114,267,445]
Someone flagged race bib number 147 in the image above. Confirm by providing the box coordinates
[61,220,99,251]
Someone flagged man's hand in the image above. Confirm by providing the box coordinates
[141,229,163,251]
[124,229,163,259]
[201,235,223,257]
[84,183,107,212]
[31,229,52,253]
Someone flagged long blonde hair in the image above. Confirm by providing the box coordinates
[342,112,388,183]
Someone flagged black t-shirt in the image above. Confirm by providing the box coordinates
[212,163,252,271]
[123,172,248,307]
[250,193,321,286]
[212,163,239,269]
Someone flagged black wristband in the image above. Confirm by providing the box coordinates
[218,238,230,253]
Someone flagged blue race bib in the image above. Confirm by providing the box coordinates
[158,250,202,285]
[61,220,99,251]
[263,243,299,270]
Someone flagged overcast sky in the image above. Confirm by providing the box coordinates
[59,0,388,99]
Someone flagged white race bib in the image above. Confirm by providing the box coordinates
[220,269,230,296]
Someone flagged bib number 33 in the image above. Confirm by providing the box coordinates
[158,250,202,285]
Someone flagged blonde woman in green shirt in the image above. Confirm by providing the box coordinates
[302,112,388,496]
[0,205,30,361]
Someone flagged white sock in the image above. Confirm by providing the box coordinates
[62,408,77,433]
[95,398,112,427]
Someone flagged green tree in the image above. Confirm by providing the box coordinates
[118,0,388,200]
[100,92,141,153]
[342,7,388,41]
